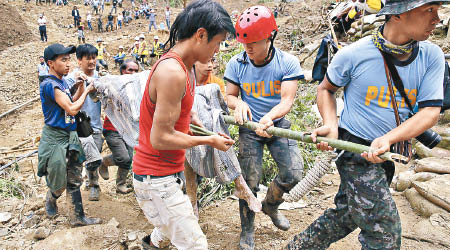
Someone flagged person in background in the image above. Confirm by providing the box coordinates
[117,12,123,29]
[38,13,48,42]
[87,12,93,31]
[97,15,103,33]
[38,56,49,84]
[77,24,86,44]
[105,12,114,32]
[95,38,109,70]
[113,45,126,66]
[194,57,225,96]
[72,6,81,27]
[165,6,171,30]
[148,8,157,32]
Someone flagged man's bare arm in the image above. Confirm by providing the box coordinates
[262,80,298,121]
[150,59,234,151]
[54,84,94,116]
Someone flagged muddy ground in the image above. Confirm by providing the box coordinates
[0,0,449,249]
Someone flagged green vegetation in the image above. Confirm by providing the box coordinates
[0,174,25,199]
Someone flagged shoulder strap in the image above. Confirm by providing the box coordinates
[379,51,414,112]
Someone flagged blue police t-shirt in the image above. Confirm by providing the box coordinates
[65,69,102,132]
[224,48,304,122]
[40,75,77,131]
[327,37,444,141]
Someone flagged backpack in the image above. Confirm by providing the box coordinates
[442,61,450,112]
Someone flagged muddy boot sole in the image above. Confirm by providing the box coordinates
[262,202,290,231]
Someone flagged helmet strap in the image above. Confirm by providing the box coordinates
[264,30,277,63]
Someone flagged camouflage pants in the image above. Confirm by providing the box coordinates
[284,129,401,250]
[238,118,303,192]
[65,150,84,194]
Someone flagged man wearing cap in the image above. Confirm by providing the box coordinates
[113,46,126,66]
[37,43,101,226]
[38,14,47,42]
[284,1,447,249]
[225,6,304,250]
[138,34,149,65]
[129,37,140,62]
[95,38,109,71]
[150,35,163,63]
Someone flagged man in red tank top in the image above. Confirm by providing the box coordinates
[132,1,235,249]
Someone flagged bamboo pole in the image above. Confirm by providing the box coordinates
[222,115,407,163]
[359,0,366,38]
[0,147,39,155]
[0,150,38,173]
[328,18,341,49]
[0,96,40,120]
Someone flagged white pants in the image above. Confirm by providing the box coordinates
[133,174,208,250]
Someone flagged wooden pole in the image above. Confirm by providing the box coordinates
[328,18,341,49]
[359,0,367,38]
[222,115,408,163]
[0,96,40,120]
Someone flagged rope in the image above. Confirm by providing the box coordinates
[283,153,335,202]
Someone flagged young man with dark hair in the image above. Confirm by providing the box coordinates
[225,6,304,250]
[133,0,235,249]
[98,59,139,194]
[284,1,447,249]
[38,43,101,227]
[65,44,104,201]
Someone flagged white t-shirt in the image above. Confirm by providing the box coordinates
[87,14,92,21]
[118,14,123,21]
[165,10,170,20]
[38,17,46,26]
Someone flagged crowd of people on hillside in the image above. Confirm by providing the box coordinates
[35,0,172,44]
[35,0,447,250]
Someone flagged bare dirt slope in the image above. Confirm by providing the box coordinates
[0,0,449,249]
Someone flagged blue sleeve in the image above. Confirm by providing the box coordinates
[282,53,304,81]
[224,57,240,86]
[417,45,444,108]
[43,81,62,102]
[326,46,353,87]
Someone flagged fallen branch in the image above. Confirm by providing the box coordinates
[0,96,40,120]
[301,43,321,64]
[402,233,450,248]
[222,115,407,163]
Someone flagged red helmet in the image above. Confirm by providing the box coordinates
[235,6,278,44]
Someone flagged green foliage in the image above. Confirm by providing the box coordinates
[257,0,273,3]
[0,175,25,199]
[216,44,244,77]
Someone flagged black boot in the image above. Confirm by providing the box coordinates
[87,170,100,201]
[45,190,59,218]
[67,189,102,227]
[262,181,290,231]
[239,199,255,250]
[116,168,132,194]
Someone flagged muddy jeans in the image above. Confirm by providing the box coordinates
[65,150,84,194]
[238,118,303,192]
[284,128,401,250]
[133,173,207,250]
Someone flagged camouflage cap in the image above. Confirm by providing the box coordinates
[377,0,450,16]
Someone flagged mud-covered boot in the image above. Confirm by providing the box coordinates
[142,234,170,250]
[45,190,59,218]
[262,182,290,231]
[99,154,114,180]
[239,199,255,250]
[116,168,132,194]
[67,189,102,227]
[87,170,100,201]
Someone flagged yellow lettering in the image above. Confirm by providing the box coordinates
[261,81,271,97]
[365,86,378,106]
[408,89,417,106]
[252,82,261,98]
[270,81,274,95]
[274,80,281,94]
[378,86,390,108]
[242,83,251,96]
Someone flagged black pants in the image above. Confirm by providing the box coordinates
[39,26,47,41]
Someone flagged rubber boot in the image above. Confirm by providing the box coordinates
[262,181,290,231]
[87,170,100,201]
[67,189,102,227]
[116,168,132,194]
[45,190,59,218]
[239,199,255,250]
[98,154,114,180]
